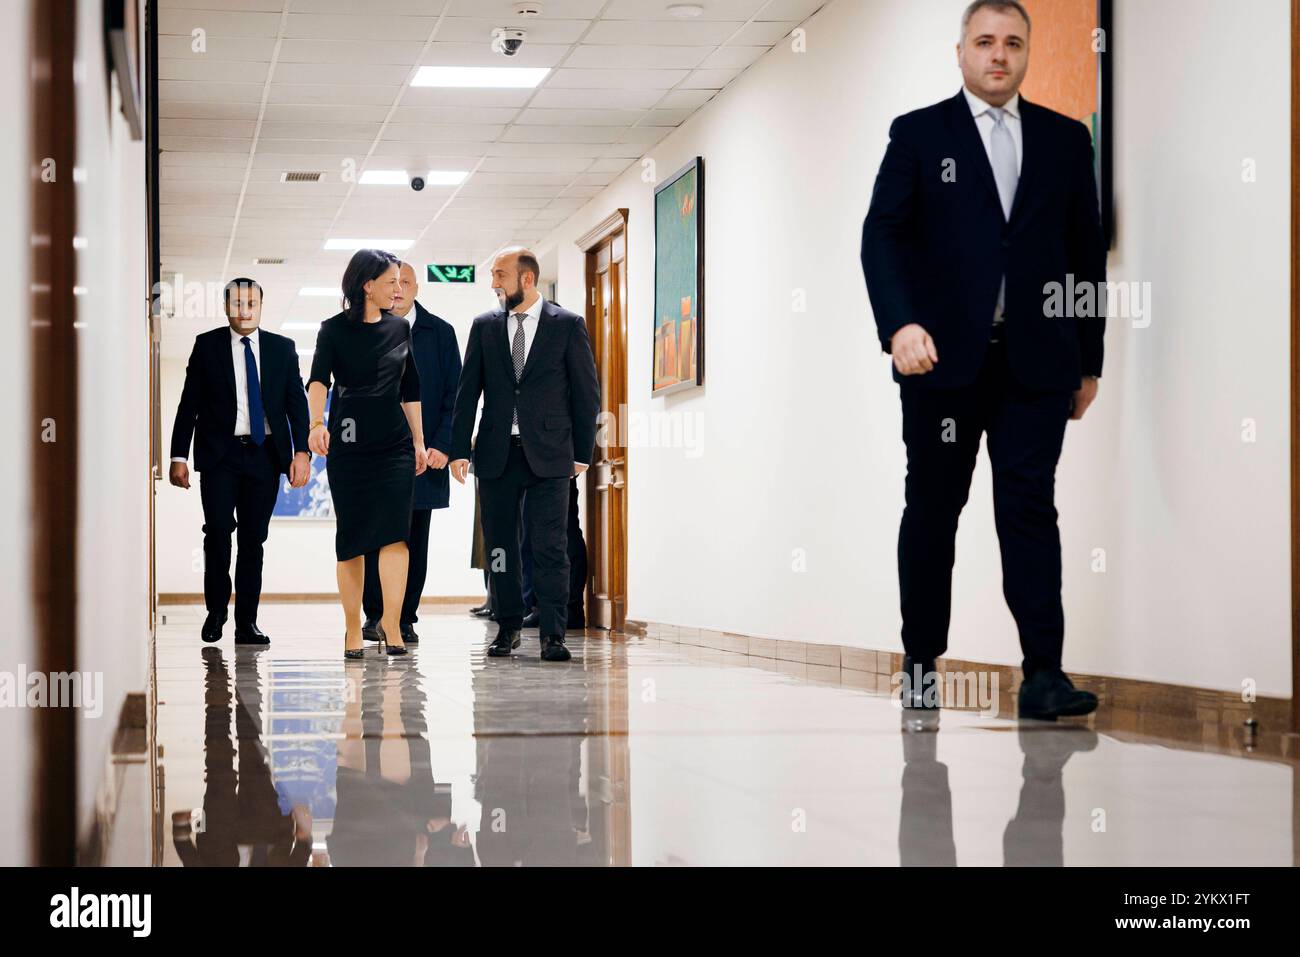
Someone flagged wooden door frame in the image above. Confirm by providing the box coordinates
[577,209,629,631]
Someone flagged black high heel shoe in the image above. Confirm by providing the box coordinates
[344,632,365,660]
[379,631,408,656]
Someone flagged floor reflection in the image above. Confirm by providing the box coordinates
[154,606,1298,867]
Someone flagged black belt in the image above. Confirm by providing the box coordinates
[235,435,268,445]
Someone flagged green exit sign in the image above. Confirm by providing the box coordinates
[427,264,475,284]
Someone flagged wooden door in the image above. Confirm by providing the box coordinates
[579,211,629,632]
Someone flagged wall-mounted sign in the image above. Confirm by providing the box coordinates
[427,264,475,284]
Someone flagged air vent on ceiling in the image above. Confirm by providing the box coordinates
[281,171,323,183]
[254,257,285,265]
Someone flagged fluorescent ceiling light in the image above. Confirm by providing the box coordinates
[281,322,321,330]
[359,169,469,186]
[323,238,414,251]
[411,66,549,89]
[297,287,337,297]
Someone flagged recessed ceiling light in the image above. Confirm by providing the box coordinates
[323,239,415,251]
[297,287,337,297]
[668,4,704,17]
[411,66,549,88]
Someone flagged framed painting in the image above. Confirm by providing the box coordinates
[652,157,704,395]
[273,390,333,519]
[1020,0,1114,246]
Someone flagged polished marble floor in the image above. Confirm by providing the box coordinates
[154,604,1299,866]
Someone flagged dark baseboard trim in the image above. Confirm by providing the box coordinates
[624,619,1297,762]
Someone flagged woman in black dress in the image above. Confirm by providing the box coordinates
[306,249,431,658]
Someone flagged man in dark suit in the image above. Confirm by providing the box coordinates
[170,278,311,644]
[861,0,1106,721]
[360,262,462,646]
[449,248,600,662]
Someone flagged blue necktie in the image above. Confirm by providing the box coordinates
[241,336,266,445]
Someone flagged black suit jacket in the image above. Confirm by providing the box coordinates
[170,326,311,475]
[450,299,600,480]
[409,301,462,509]
[861,90,1106,391]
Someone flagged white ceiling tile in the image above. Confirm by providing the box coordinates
[444,0,604,16]
[282,13,439,40]
[680,68,743,89]
[758,0,830,21]
[158,36,276,60]
[564,45,709,70]
[583,20,742,45]
[382,123,507,141]
[161,0,284,10]
[643,108,692,126]
[160,100,263,121]
[273,62,412,84]
[656,88,718,109]
[730,21,799,45]
[268,83,403,106]
[277,39,426,66]
[159,9,284,38]
[160,134,254,152]
[601,0,766,18]
[160,58,271,82]
[389,105,520,124]
[528,88,662,110]
[257,120,386,140]
[160,80,266,103]
[618,126,673,146]
[546,68,688,89]
[699,45,767,70]
[400,87,534,108]
[420,41,569,68]
[161,150,252,168]
[435,17,589,44]
[502,125,619,144]
[515,108,646,127]
[291,0,449,12]
[585,157,637,173]
[479,157,593,173]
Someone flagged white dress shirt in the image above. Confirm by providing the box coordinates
[508,294,544,436]
[963,86,1023,176]
[170,325,272,465]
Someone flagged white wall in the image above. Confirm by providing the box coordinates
[0,0,33,867]
[535,0,1292,695]
[156,281,498,602]
[73,0,152,834]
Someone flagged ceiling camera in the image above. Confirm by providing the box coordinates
[493,28,526,57]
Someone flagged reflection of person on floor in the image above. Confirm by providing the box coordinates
[171,647,311,866]
[898,732,956,866]
[1002,727,1097,866]
[470,657,593,866]
[326,656,472,866]
[519,478,588,630]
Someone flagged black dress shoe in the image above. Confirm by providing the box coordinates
[540,636,571,662]
[899,655,939,711]
[487,626,521,657]
[233,623,270,645]
[400,625,419,644]
[201,613,226,643]
[520,608,540,629]
[469,603,489,616]
[472,606,496,620]
[362,618,384,642]
[1017,669,1098,721]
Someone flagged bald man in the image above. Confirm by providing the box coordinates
[449,248,599,662]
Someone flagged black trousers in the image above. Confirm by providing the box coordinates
[521,479,587,611]
[479,438,571,636]
[897,339,1072,679]
[198,437,281,628]
[362,507,432,626]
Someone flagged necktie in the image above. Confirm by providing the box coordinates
[241,336,266,445]
[988,107,1019,323]
[511,315,526,429]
